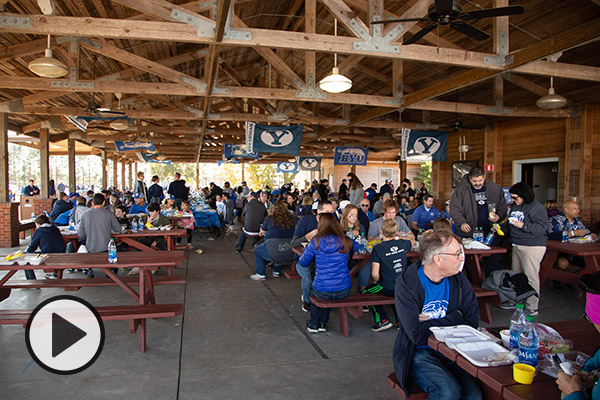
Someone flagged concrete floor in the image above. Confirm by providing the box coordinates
[0,228,586,400]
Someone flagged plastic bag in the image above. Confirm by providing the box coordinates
[535,323,573,355]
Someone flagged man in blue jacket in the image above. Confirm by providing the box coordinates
[393,230,481,399]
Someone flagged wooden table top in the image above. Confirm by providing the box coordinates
[61,229,187,239]
[0,251,185,271]
[545,240,600,256]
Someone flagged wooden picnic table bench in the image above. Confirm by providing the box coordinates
[386,372,428,400]
[3,275,186,291]
[19,219,36,239]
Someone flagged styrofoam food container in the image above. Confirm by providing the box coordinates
[453,341,512,367]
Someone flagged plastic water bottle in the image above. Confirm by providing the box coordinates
[400,228,408,238]
[108,238,118,264]
[484,230,495,245]
[417,228,424,242]
[518,315,539,368]
[131,217,138,233]
[358,233,367,255]
[509,303,526,349]
[69,218,75,232]
[346,227,354,240]
[137,218,143,231]
[562,227,569,243]
[31,211,35,219]
[476,227,483,242]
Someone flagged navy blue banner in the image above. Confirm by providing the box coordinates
[114,140,155,152]
[333,147,369,166]
[401,129,448,161]
[245,122,303,156]
[277,161,298,174]
[298,157,321,171]
[223,144,260,160]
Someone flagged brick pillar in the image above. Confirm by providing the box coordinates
[0,202,20,248]
[33,198,54,217]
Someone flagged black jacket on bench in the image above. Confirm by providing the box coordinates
[392,261,479,397]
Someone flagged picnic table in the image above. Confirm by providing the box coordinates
[290,246,370,280]
[539,240,600,287]
[0,251,186,352]
[61,228,188,252]
[426,319,597,400]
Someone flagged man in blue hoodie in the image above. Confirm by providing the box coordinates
[25,214,66,280]
[393,230,481,399]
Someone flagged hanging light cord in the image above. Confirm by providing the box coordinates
[333,18,338,68]
[47,34,51,49]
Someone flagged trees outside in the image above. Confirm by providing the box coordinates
[245,164,277,191]
[415,160,432,191]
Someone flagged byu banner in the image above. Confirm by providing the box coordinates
[401,128,448,161]
[298,156,321,171]
[245,122,303,156]
[115,141,155,152]
[137,152,164,163]
[223,144,260,160]
[277,161,298,174]
[333,147,369,166]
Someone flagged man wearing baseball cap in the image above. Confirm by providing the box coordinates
[338,178,349,200]
[129,192,149,214]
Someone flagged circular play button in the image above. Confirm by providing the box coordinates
[25,295,105,375]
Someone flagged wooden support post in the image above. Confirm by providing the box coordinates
[0,113,8,202]
[305,0,316,88]
[195,162,199,190]
[39,128,49,198]
[121,157,126,191]
[101,150,108,190]
[128,160,133,190]
[484,124,503,185]
[67,138,76,194]
[112,154,118,189]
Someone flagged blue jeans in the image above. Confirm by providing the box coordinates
[410,347,482,400]
[253,243,282,275]
[235,233,260,251]
[357,260,372,289]
[25,269,36,280]
[297,262,314,302]
[310,287,351,326]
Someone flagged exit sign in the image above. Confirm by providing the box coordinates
[485,164,494,172]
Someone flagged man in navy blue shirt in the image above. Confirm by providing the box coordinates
[292,200,334,312]
[411,194,441,230]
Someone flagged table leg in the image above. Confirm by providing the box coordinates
[0,270,17,286]
[143,268,156,305]
[584,255,599,273]
[284,261,300,280]
[100,268,140,301]
[138,267,147,353]
[349,259,369,278]
[339,307,350,337]
[119,237,156,252]
[539,249,559,287]
[467,255,484,286]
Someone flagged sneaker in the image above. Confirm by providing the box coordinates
[499,301,516,310]
[526,309,539,316]
[250,273,266,281]
[306,322,319,333]
[372,320,393,332]
[44,273,57,280]
[66,268,75,274]
[318,323,327,332]
[272,271,280,278]
[127,267,139,276]
[301,295,311,313]
[234,248,242,253]
[362,306,369,313]
[86,272,95,279]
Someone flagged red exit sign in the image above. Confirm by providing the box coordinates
[485,164,494,172]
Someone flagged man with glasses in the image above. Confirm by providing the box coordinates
[393,230,481,399]
[292,200,334,312]
[450,166,508,275]
[360,199,376,222]
[368,199,414,242]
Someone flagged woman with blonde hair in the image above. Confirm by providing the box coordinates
[296,193,313,217]
[347,172,364,207]
[340,203,371,293]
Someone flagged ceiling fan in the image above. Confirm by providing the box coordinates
[84,56,127,117]
[371,0,525,45]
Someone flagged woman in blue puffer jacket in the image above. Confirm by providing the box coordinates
[299,213,359,333]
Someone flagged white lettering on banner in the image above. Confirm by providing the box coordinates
[338,148,366,164]
[261,130,294,147]
[413,137,441,155]
[301,158,317,168]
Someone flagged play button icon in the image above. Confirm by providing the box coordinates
[25,295,105,375]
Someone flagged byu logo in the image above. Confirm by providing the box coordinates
[338,148,366,163]
[261,129,293,147]
[413,137,441,155]
[301,158,317,168]
[279,162,296,172]
[390,246,398,252]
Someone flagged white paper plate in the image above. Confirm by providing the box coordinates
[452,341,513,367]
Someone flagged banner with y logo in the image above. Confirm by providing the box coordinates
[245,122,303,156]
[223,144,260,160]
[400,129,448,161]
[298,157,321,171]
[277,161,298,174]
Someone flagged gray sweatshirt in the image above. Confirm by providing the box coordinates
[78,208,122,253]
[508,200,548,247]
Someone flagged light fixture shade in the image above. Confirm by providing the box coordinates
[110,119,130,130]
[28,48,68,78]
[319,67,352,93]
[536,87,567,110]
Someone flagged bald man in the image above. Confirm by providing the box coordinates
[548,201,598,291]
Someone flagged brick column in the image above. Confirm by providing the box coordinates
[33,198,54,217]
[0,202,20,248]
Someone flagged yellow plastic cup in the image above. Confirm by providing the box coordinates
[513,363,536,384]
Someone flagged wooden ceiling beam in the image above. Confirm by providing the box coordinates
[503,73,549,97]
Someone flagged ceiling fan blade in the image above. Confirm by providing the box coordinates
[462,6,525,20]
[403,24,438,45]
[435,0,454,13]
[371,17,429,24]
[451,22,490,41]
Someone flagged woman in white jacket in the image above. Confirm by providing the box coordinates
[347,172,364,207]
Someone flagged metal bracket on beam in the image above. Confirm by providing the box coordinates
[484,106,515,115]
[50,69,94,90]
[0,98,25,113]
[385,83,403,106]
[484,32,513,67]
[211,86,230,95]
[295,83,326,100]
[184,106,204,118]
[0,15,31,28]
[223,10,252,41]
[268,114,288,121]
[179,76,207,93]
[171,9,216,38]
[353,16,401,54]
[207,113,221,119]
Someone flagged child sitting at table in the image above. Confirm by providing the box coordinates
[178,201,195,248]
[25,213,66,280]
[363,219,414,331]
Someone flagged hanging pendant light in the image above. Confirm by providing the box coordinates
[536,77,567,110]
[319,19,352,94]
[109,119,130,130]
[28,34,68,78]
